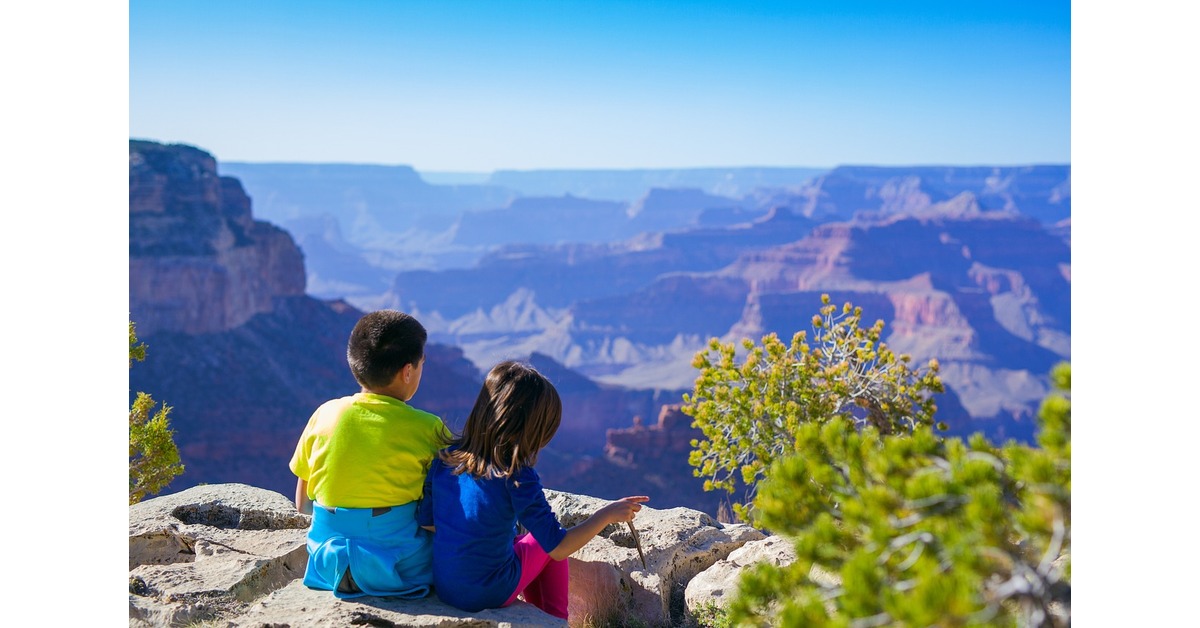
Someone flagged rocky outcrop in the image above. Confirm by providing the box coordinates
[542,490,764,626]
[129,483,560,627]
[129,483,768,627]
[129,140,306,336]
[604,404,699,465]
[128,483,312,627]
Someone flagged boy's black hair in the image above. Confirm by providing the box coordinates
[346,310,427,390]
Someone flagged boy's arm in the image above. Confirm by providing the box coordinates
[289,413,318,515]
[295,478,313,515]
[417,462,435,532]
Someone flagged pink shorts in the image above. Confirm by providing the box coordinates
[503,533,569,620]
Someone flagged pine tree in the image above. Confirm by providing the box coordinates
[129,321,184,504]
[726,363,1071,626]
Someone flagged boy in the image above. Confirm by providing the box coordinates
[289,310,448,599]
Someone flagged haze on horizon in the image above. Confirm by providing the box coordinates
[130,1,1069,172]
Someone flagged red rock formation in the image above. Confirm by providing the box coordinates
[129,140,305,336]
[605,404,701,464]
[887,286,972,333]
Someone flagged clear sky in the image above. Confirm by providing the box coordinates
[129,0,1070,171]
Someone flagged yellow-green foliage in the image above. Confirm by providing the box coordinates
[129,322,184,504]
[690,600,732,628]
[727,364,1072,627]
[682,295,943,520]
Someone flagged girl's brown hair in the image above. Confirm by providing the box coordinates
[440,360,562,478]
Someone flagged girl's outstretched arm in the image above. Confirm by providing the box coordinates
[548,496,649,561]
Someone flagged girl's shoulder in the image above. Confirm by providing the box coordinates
[508,464,542,487]
[429,451,455,474]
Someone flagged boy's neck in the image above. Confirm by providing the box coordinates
[362,385,410,403]
[362,363,418,402]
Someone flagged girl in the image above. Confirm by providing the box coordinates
[417,360,649,620]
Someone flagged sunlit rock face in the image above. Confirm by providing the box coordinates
[130,139,305,336]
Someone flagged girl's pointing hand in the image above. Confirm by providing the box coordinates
[600,495,650,523]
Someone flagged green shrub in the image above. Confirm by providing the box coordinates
[129,321,184,504]
[682,295,944,520]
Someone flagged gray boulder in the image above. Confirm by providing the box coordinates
[684,534,842,620]
[543,490,764,626]
[129,483,311,626]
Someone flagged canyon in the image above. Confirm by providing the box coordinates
[130,139,1070,513]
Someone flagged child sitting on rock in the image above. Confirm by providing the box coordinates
[289,310,448,599]
[417,360,649,620]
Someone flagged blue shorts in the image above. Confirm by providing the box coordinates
[304,501,432,599]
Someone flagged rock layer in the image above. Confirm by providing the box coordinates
[129,140,306,336]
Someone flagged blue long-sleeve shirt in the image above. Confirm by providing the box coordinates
[417,456,568,612]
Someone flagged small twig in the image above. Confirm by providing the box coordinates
[627,521,647,569]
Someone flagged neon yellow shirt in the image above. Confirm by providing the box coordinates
[289,392,447,508]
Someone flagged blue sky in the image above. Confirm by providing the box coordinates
[129,1,1070,171]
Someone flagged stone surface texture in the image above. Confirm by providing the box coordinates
[682,534,838,614]
[129,483,772,627]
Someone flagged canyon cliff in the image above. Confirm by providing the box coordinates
[128,141,484,498]
[129,141,306,336]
